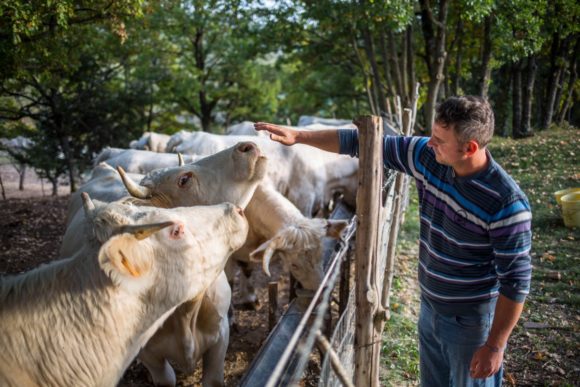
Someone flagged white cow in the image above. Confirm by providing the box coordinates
[0,196,248,387]
[297,115,354,127]
[129,132,171,153]
[67,142,266,228]
[165,130,197,153]
[62,142,267,387]
[225,121,269,136]
[166,131,362,215]
[94,147,202,174]
[138,272,231,386]
[65,162,143,225]
[226,184,348,307]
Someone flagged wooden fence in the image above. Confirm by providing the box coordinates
[241,89,419,386]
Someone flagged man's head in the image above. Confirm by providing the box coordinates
[434,96,494,148]
[428,96,494,172]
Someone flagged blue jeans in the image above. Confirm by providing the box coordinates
[418,298,503,387]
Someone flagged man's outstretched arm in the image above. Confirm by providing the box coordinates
[254,122,341,153]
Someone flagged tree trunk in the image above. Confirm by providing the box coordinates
[50,177,58,196]
[193,27,216,132]
[451,18,464,96]
[478,15,493,98]
[352,36,377,115]
[401,30,408,100]
[542,33,562,129]
[387,30,405,101]
[535,71,544,128]
[558,39,579,125]
[443,43,451,99]
[421,0,449,131]
[551,40,574,127]
[18,164,25,190]
[512,61,523,138]
[362,24,385,113]
[522,56,537,136]
[406,25,416,108]
[59,135,76,193]
[379,32,396,99]
[0,172,6,200]
[495,65,512,137]
[419,0,435,75]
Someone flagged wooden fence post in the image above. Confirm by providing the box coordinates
[353,115,384,387]
[381,108,414,320]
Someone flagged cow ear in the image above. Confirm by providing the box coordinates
[98,234,153,284]
[326,220,348,239]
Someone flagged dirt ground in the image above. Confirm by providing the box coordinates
[0,164,310,386]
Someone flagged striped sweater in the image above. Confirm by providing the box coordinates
[339,130,532,316]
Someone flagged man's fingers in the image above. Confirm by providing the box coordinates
[271,134,283,142]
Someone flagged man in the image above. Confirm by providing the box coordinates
[255,96,532,386]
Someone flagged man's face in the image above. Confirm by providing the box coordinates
[427,121,468,167]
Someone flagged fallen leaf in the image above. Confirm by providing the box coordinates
[505,372,516,386]
[542,252,556,262]
[532,351,546,361]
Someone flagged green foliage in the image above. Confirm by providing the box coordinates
[460,0,494,22]
[1,0,578,186]
[0,0,142,79]
[493,0,548,63]
[123,0,282,131]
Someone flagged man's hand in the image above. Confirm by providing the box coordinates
[254,122,299,146]
[469,345,504,379]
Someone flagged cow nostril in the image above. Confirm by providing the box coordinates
[237,142,255,153]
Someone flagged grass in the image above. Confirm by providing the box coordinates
[380,124,580,385]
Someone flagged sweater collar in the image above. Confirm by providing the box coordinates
[445,149,496,183]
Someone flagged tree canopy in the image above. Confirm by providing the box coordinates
[0,0,578,192]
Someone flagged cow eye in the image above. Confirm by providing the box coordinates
[177,172,193,188]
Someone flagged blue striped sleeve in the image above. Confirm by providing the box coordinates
[338,130,426,177]
[489,194,533,303]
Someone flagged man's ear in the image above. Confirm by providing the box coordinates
[98,234,153,284]
[465,140,479,156]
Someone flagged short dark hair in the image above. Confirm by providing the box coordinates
[435,96,494,147]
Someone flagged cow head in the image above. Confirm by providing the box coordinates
[249,218,348,290]
[82,193,249,303]
[118,142,267,209]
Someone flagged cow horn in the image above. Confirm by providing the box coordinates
[262,244,277,277]
[178,153,185,166]
[81,192,95,214]
[117,166,151,199]
[115,221,175,240]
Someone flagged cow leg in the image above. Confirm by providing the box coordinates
[235,261,259,310]
[201,318,229,387]
[224,259,238,330]
[139,353,176,387]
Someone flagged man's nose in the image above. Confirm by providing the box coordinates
[427,138,434,148]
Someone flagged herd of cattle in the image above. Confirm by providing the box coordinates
[0,119,365,386]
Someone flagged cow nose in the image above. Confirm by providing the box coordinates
[237,142,256,153]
